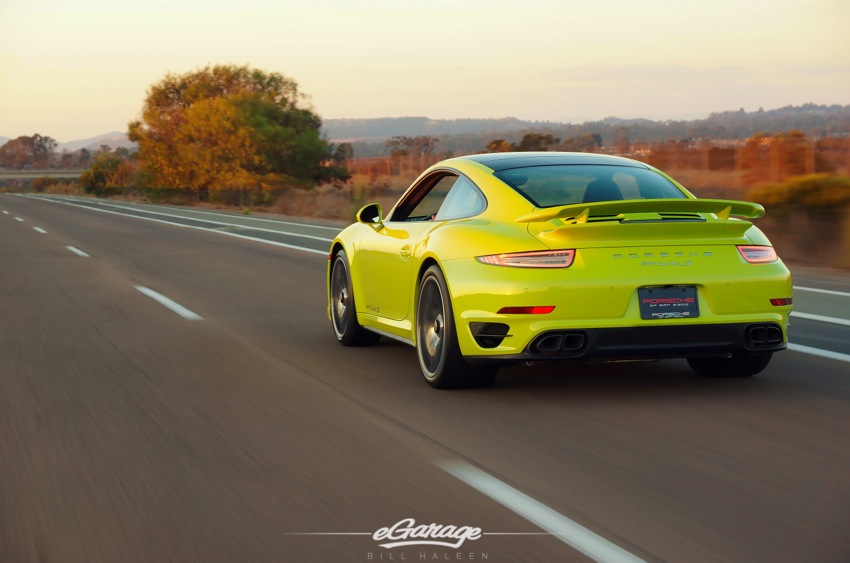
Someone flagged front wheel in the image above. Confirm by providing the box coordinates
[687,352,773,378]
[416,265,497,389]
[330,251,380,346]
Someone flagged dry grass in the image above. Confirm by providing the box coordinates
[270,173,412,221]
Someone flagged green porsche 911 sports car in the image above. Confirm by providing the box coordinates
[327,152,792,388]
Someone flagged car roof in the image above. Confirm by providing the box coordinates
[458,152,649,172]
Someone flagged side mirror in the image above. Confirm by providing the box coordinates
[356,203,383,226]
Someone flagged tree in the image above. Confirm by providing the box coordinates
[0,134,57,169]
[486,139,512,153]
[512,133,560,152]
[128,64,328,201]
[560,134,602,152]
[79,152,133,196]
[385,135,439,157]
[613,127,630,154]
[332,142,354,164]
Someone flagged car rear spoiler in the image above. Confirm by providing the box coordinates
[515,199,765,224]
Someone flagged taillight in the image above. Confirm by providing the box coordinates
[737,245,777,264]
[498,306,555,314]
[477,249,575,268]
[770,298,793,306]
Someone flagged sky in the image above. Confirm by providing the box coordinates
[1,0,848,142]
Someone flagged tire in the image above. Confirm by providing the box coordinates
[687,352,773,378]
[330,251,381,346]
[416,265,497,389]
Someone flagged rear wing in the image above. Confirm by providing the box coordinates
[515,198,765,224]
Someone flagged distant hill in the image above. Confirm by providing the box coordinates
[322,117,546,141]
[326,104,850,157]
[57,131,136,153]
[0,132,135,153]
[4,103,848,158]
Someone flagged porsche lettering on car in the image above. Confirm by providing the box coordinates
[327,152,792,388]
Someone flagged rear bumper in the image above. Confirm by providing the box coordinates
[465,322,787,363]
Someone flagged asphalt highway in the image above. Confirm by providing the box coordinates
[1,194,848,562]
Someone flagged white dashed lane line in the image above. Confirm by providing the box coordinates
[15,217,24,222]
[134,286,203,321]
[33,227,47,234]
[66,246,90,258]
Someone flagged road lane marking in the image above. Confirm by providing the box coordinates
[438,460,645,563]
[25,195,328,255]
[33,227,47,234]
[790,311,850,327]
[134,286,203,321]
[81,200,335,242]
[788,344,850,363]
[106,201,343,231]
[47,195,342,231]
[2,210,8,214]
[15,217,23,222]
[66,246,90,257]
[794,286,850,298]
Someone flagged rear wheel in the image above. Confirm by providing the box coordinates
[416,265,497,389]
[330,251,380,346]
[687,352,772,378]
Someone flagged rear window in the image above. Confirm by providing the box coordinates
[494,164,687,208]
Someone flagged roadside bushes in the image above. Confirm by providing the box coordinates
[749,174,850,269]
[749,174,850,209]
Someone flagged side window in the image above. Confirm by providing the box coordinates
[390,173,458,221]
[435,176,487,221]
[408,175,457,220]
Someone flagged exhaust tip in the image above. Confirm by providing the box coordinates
[530,331,587,355]
[745,323,783,347]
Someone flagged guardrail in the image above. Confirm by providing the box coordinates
[0,170,83,179]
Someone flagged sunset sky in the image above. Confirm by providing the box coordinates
[1,0,848,142]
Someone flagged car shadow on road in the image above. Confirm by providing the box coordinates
[484,357,783,401]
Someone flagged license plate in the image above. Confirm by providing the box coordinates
[638,286,699,320]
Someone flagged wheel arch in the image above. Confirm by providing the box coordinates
[411,257,442,342]
[328,241,346,298]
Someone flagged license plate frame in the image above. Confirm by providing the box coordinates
[638,286,699,320]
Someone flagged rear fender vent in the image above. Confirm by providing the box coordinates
[469,322,510,349]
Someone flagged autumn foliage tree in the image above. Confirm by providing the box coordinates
[128,64,327,202]
[79,151,134,196]
[0,134,57,169]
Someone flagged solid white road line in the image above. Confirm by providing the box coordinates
[33,227,47,234]
[438,460,645,563]
[26,195,328,256]
[66,246,90,258]
[85,200,335,242]
[794,286,850,298]
[788,344,850,363]
[104,200,343,231]
[134,286,203,321]
[790,311,850,327]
